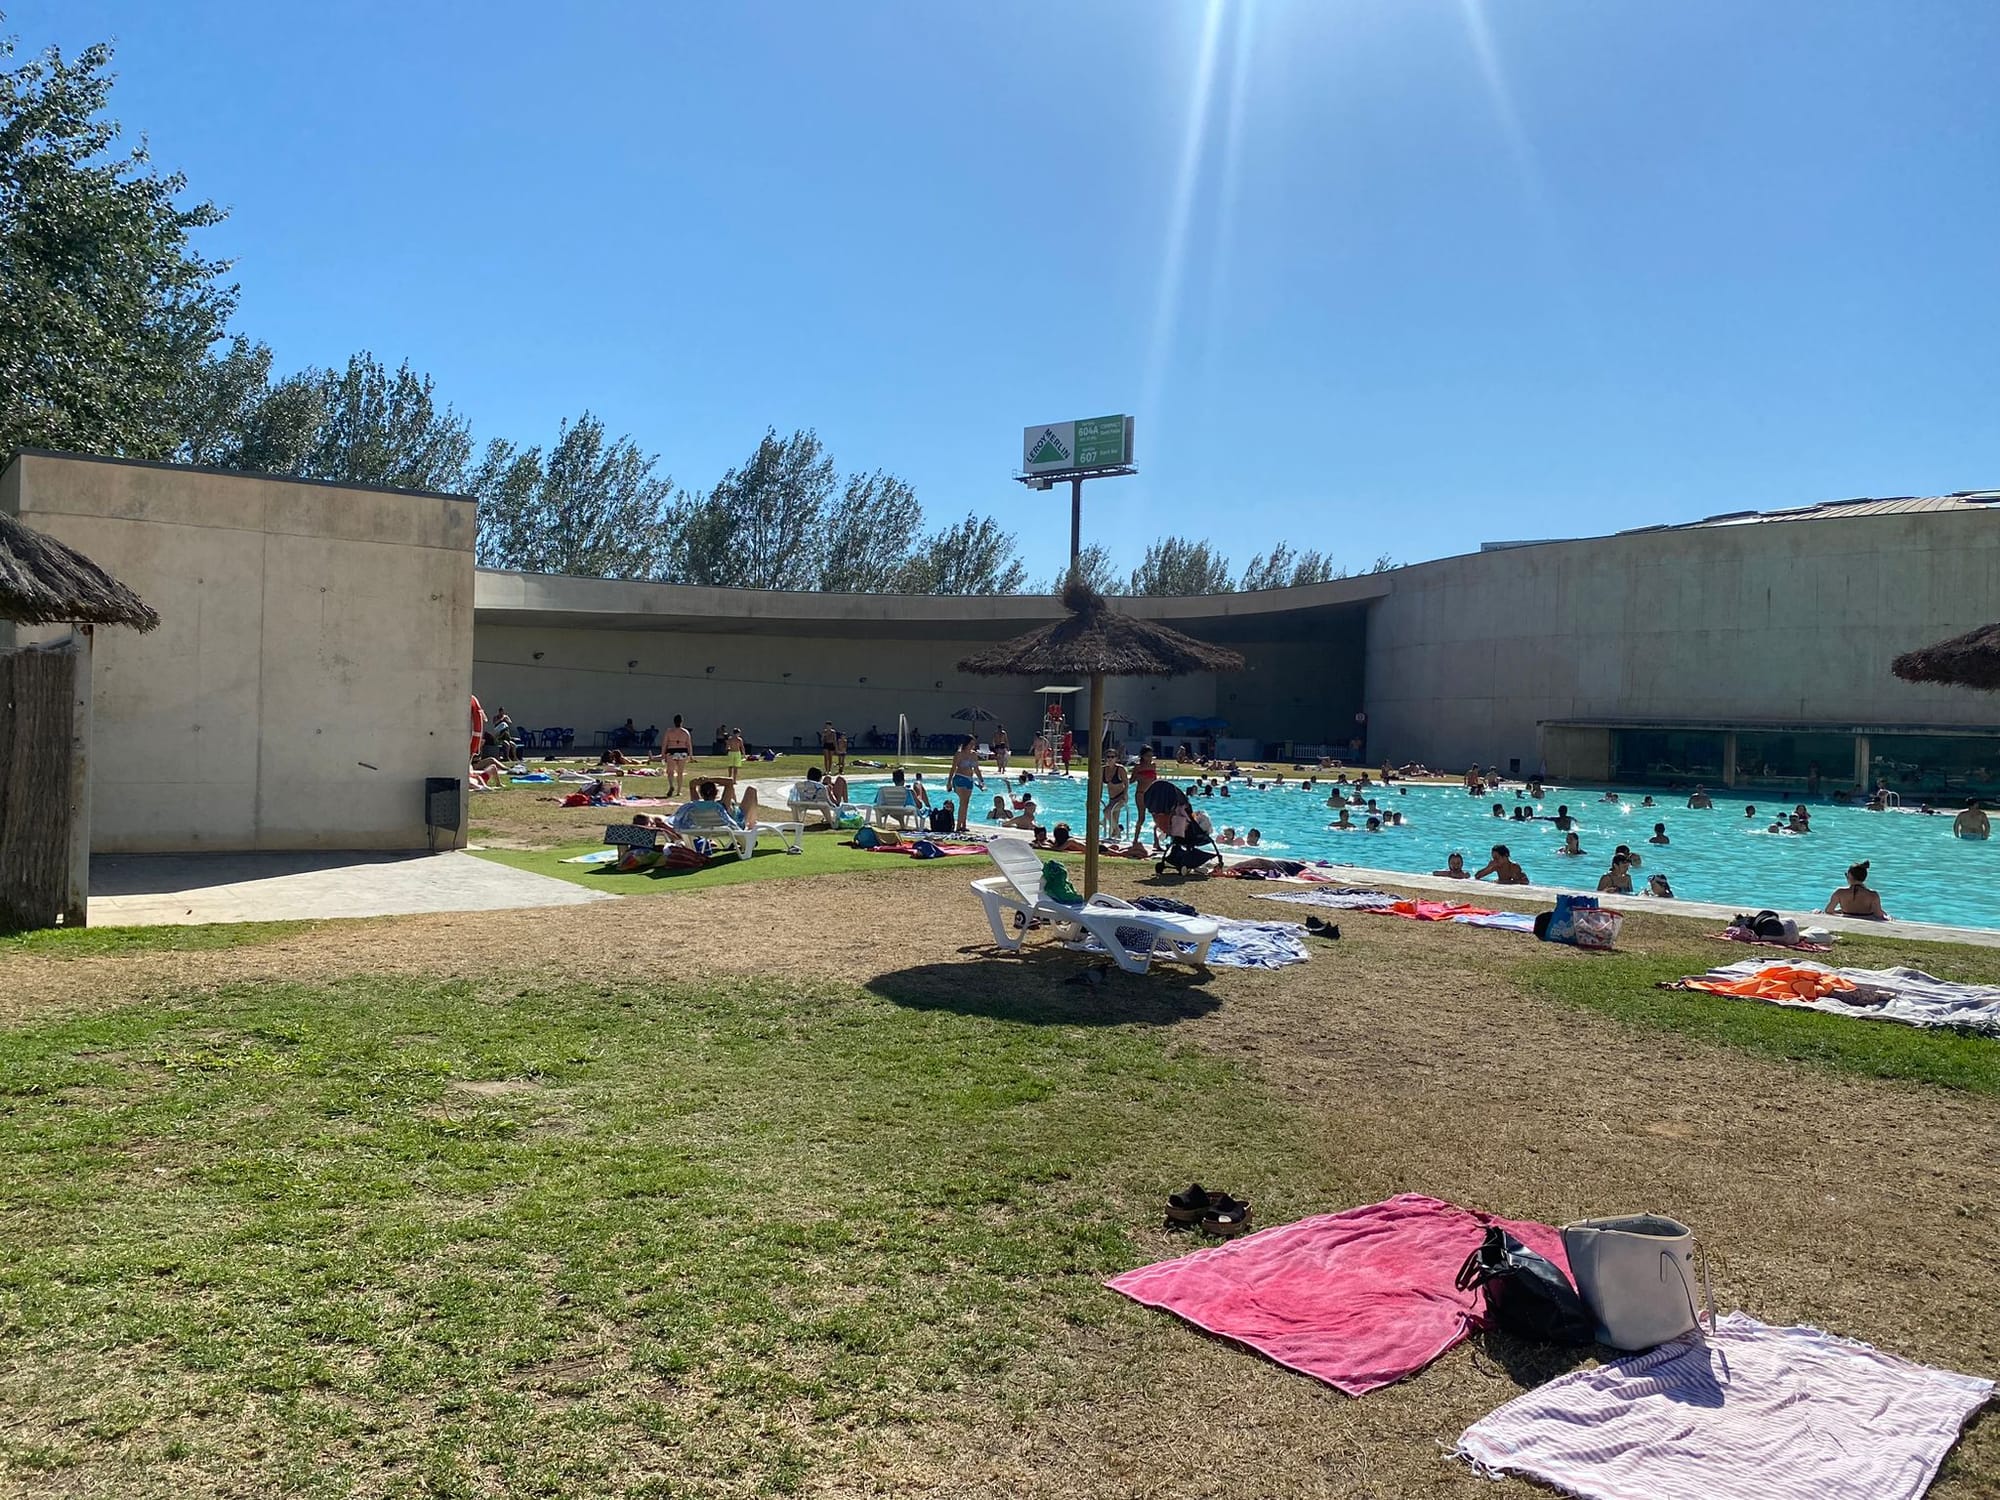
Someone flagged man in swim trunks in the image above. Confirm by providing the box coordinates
[1474,844,1528,884]
[1687,786,1713,809]
[1824,861,1888,920]
[949,736,985,832]
[659,713,693,796]
[1954,797,1990,840]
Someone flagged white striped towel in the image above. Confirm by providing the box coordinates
[1457,1312,1990,1500]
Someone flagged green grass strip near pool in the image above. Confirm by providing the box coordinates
[1516,947,2000,1095]
[469,835,1013,894]
[0,971,1314,1495]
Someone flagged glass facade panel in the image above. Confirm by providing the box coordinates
[1611,729,1724,783]
[1869,735,2000,798]
[1735,731,1855,789]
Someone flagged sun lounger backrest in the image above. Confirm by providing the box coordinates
[874,785,915,809]
[986,839,1050,905]
[673,802,741,832]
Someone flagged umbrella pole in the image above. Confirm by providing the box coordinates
[1084,670,1105,897]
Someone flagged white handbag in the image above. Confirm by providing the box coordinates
[1561,1214,1713,1351]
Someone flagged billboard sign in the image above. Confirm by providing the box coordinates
[1021,414,1135,474]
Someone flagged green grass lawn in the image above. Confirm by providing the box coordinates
[0,968,1309,1497]
[470,832,1002,895]
[1516,944,2000,1094]
[0,920,313,958]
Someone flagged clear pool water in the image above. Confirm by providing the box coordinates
[925,774,1997,930]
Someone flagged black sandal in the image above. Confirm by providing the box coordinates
[1165,1183,1217,1225]
[1199,1194,1253,1238]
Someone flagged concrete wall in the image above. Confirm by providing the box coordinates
[5,453,476,852]
[1364,508,2000,772]
[472,622,1222,751]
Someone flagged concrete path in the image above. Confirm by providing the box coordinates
[88,850,618,927]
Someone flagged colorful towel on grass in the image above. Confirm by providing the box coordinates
[1457,1312,1992,1500]
[1071,916,1309,968]
[1665,960,2000,1034]
[1455,909,1537,932]
[864,841,987,857]
[557,794,668,808]
[1107,1194,1566,1395]
[1254,888,1401,911]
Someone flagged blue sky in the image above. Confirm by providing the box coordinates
[26,0,2000,583]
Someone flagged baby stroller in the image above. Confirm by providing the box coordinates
[1144,781,1219,878]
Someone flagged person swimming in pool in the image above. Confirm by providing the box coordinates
[1433,852,1469,879]
[1825,861,1889,920]
[1648,822,1670,845]
[1955,797,1990,840]
[1687,786,1714,809]
[1330,807,1354,830]
[1474,844,1529,884]
[1596,854,1633,894]
[1558,831,1586,857]
[1492,803,1506,818]
[1550,805,1574,831]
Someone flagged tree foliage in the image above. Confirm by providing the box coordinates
[897,514,1029,595]
[1239,541,1339,591]
[1046,541,1118,594]
[1127,536,1235,596]
[0,29,236,458]
[472,413,680,579]
[821,470,924,592]
[679,428,836,590]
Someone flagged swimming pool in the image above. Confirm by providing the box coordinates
[928,774,1997,930]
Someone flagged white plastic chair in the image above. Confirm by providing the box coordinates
[970,839,1217,974]
[785,781,847,830]
[870,785,928,830]
[671,801,803,858]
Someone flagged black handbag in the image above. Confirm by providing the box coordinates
[1454,1226,1595,1345]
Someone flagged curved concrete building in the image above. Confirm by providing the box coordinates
[9,450,1999,856]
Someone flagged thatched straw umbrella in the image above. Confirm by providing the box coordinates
[0,512,158,631]
[960,580,1245,896]
[1892,626,2000,693]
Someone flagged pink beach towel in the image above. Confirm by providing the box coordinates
[1106,1193,1567,1395]
[1457,1312,1992,1500]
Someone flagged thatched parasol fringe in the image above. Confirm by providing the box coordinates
[1892,625,2000,693]
[0,512,159,630]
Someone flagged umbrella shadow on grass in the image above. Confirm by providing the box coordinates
[866,945,1221,1027]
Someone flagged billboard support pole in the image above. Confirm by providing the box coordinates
[1069,476,1083,572]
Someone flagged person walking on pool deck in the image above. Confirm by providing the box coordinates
[819,720,837,774]
[993,725,1010,774]
[727,727,746,770]
[834,728,848,774]
[1954,798,1990,839]
[1474,844,1528,884]
[1825,861,1890,920]
[950,736,985,832]
[1102,756,1130,837]
[658,714,693,796]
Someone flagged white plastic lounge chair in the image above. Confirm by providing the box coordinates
[870,784,928,830]
[970,839,1218,974]
[671,801,803,858]
[786,781,847,830]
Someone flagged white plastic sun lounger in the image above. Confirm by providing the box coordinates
[869,785,928,830]
[970,839,1217,974]
[785,781,848,830]
[671,802,804,858]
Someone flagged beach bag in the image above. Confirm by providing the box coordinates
[852,825,881,848]
[1570,908,1623,951]
[1454,1227,1594,1345]
[661,843,707,870]
[1561,1215,1711,1351]
[928,806,956,834]
[1544,893,1597,943]
[908,840,943,859]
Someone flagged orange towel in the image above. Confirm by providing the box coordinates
[1682,964,1857,1004]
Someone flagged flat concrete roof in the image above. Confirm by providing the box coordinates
[474,569,1388,641]
[1544,717,2000,738]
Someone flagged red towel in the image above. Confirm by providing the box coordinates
[1380,899,1494,921]
[1107,1193,1568,1395]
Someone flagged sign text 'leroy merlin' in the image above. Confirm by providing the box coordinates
[1021,415,1135,475]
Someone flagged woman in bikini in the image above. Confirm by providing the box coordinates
[1102,756,1130,837]
[949,736,984,833]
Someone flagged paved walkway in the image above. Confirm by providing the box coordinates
[88,850,617,927]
